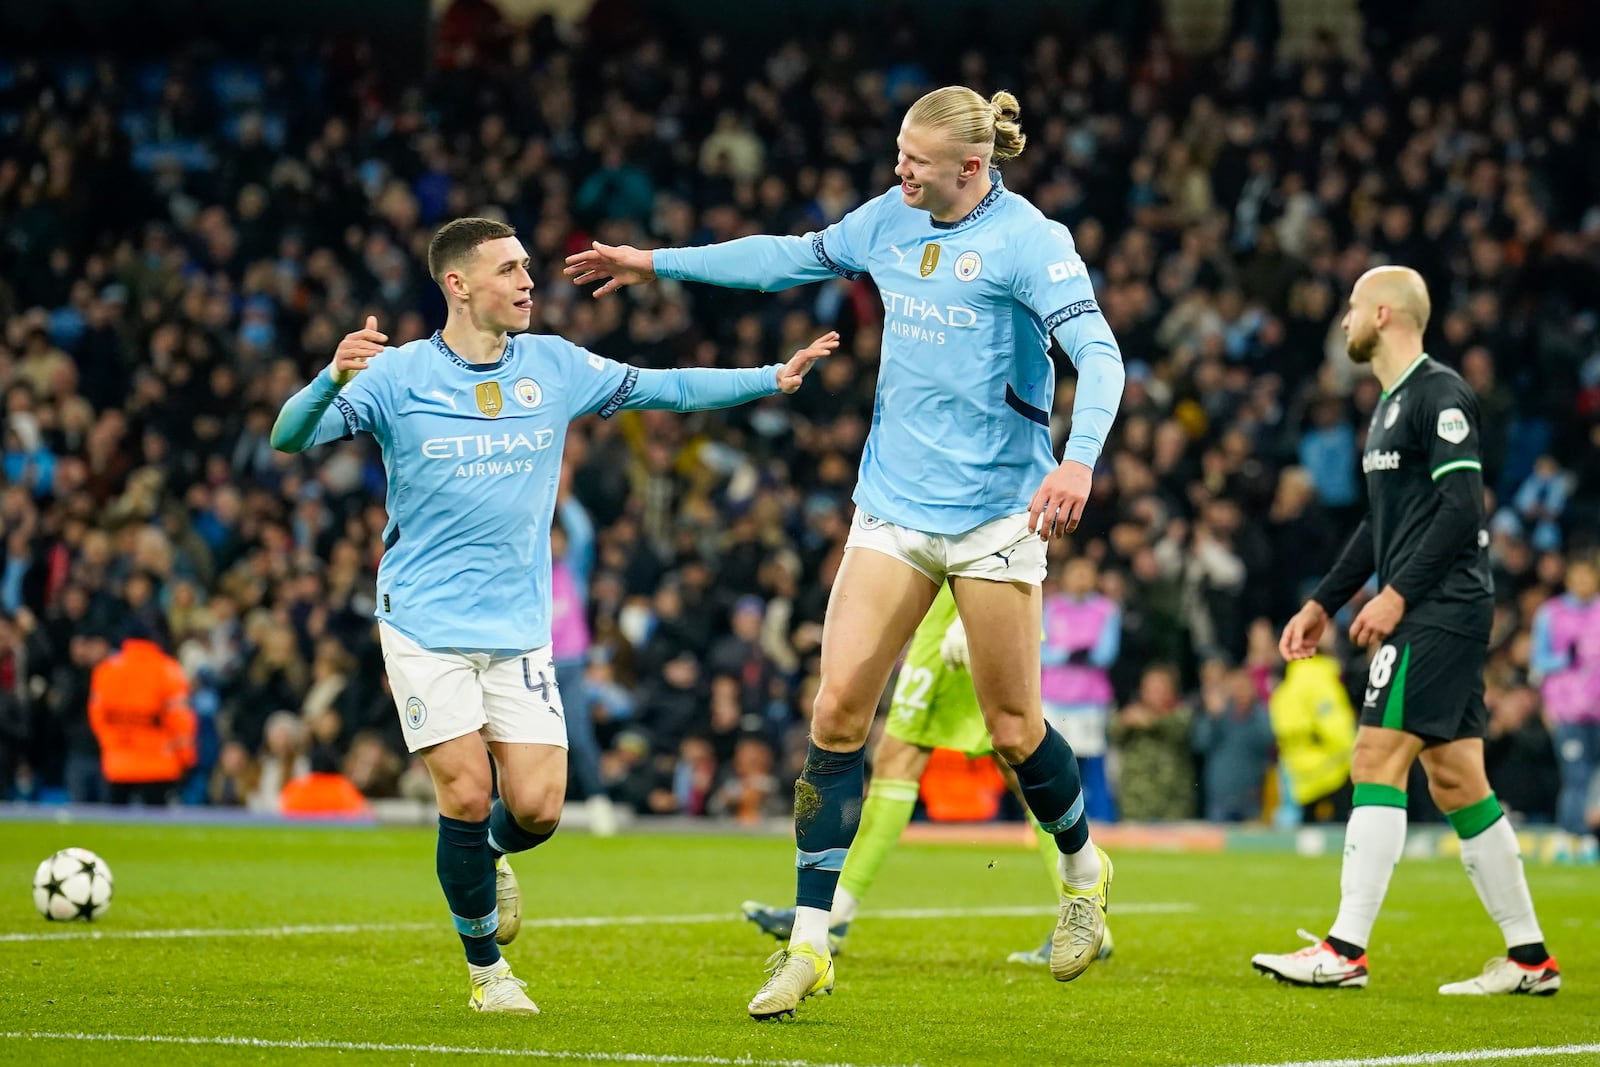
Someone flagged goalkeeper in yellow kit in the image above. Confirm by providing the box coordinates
[743,583,1114,965]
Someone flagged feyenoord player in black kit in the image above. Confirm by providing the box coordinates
[1252,267,1560,996]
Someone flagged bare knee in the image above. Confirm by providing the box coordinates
[435,779,492,822]
[811,685,872,750]
[1424,762,1486,813]
[986,709,1043,766]
[424,738,495,821]
[1350,729,1420,789]
[504,785,563,834]
[1420,741,1491,813]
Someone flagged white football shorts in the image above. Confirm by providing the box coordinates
[380,622,568,753]
[844,509,1048,585]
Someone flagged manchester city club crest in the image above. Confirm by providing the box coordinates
[514,377,542,409]
[955,250,982,281]
[476,381,504,418]
[859,512,884,530]
[405,697,427,730]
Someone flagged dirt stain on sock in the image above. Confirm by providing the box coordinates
[793,779,822,826]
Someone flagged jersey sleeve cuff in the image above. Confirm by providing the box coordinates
[1061,437,1102,469]
[810,233,862,281]
[312,365,344,400]
[597,366,640,419]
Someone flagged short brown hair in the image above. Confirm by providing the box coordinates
[427,217,516,283]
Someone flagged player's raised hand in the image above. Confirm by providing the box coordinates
[563,242,656,297]
[776,331,840,393]
[332,316,387,385]
[1028,460,1093,540]
[1279,601,1328,661]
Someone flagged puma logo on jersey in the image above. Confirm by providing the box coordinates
[889,245,911,266]
[1363,450,1401,473]
[430,389,458,410]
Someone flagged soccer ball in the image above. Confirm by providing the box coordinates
[32,848,114,921]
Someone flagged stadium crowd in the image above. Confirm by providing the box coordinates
[0,3,1598,848]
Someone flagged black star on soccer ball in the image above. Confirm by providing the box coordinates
[79,860,97,876]
[76,899,98,920]
[45,878,63,896]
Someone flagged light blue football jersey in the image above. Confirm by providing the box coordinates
[655,173,1122,536]
[276,331,779,652]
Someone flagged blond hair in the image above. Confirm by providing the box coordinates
[904,86,1026,163]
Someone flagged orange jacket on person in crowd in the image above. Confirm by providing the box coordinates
[279,772,373,819]
[88,638,197,785]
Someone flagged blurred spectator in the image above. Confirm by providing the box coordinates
[1041,557,1121,822]
[1296,396,1359,521]
[1512,456,1573,554]
[1191,665,1274,822]
[208,740,258,807]
[250,710,309,814]
[1109,664,1194,821]
[707,735,782,824]
[46,628,113,803]
[87,624,195,805]
[1530,555,1600,861]
[1267,628,1356,824]
[342,730,403,799]
[1483,686,1559,824]
[0,611,43,792]
[551,495,617,835]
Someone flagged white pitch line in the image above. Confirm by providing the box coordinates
[1217,1044,1600,1067]
[0,1031,912,1067]
[0,901,1193,944]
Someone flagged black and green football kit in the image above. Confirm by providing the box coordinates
[1311,355,1494,743]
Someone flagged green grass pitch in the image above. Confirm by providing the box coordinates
[1,820,1596,1067]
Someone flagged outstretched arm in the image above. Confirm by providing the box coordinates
[614,332,839,414]
[567,193,883,297]
[566,235,855,296]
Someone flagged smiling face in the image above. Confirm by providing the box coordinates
[895,122,984,220]
[446,235,535,334]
